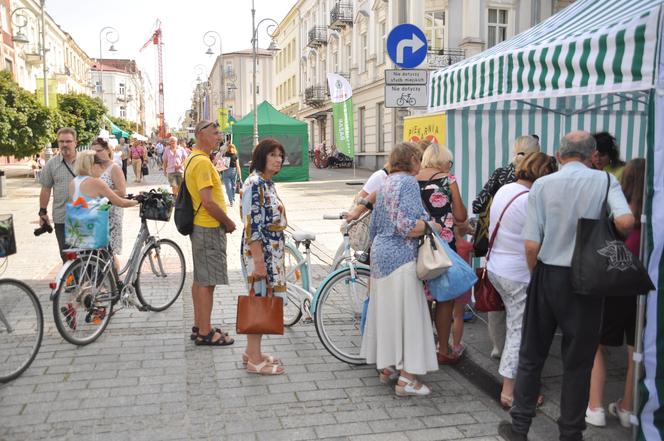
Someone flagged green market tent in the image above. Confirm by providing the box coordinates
[231,101,309,182]
[103,116,130,140]
[427,1,663,438]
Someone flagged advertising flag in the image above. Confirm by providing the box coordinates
[327,73,354,157]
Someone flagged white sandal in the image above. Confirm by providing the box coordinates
[395,376,431,397]
[242,352,281,366]
[246,359,284,376]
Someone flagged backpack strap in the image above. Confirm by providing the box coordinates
[183,154,206,215]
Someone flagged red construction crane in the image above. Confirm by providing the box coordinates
[140,20,165,138]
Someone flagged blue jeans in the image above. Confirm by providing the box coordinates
[222,168,237,205]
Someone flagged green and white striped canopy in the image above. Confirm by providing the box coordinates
[429,0,663,112]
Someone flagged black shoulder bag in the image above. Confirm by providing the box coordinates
[571,172,654,296]
[173,154,204,236]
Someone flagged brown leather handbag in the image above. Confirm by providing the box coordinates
[236,283,284,335]
[473,190,528,312]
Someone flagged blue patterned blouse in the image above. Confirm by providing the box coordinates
[369,172,429,279]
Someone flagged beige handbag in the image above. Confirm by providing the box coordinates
[416,222,452,280]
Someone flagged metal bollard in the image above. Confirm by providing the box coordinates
[0,170,6,198]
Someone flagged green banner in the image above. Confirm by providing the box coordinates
[332,97,354,157]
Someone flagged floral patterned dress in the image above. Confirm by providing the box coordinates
[418,174,457,251]
[100,164,123,255]
[240,171,287,294]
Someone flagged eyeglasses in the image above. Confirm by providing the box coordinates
[196,122,219,134]
[449,161,454,168]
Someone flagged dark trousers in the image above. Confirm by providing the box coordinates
[511,262,603,441]
[122,159,128,179]
[55,223,66,263]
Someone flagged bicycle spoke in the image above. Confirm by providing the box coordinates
[135,239,184,311]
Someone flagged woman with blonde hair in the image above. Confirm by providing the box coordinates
[416,143,468,364]
[486,152,557,408]
[70,151,138,210]
[361,142,441,396]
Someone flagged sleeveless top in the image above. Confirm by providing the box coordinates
[71,176,95,203]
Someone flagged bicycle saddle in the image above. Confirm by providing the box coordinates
[291,230,316,242]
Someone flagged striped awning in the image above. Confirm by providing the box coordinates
[429,0,663,112]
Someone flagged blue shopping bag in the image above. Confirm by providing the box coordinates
[65,200,110,249]
[426,232,478,302]
[360,297,369,335]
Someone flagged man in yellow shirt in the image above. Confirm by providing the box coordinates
[186,120,236,346]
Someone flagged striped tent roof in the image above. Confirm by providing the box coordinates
[428,0,663,112]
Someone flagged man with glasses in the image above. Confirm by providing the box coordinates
[185,120,236,346]
[38,127,78,262]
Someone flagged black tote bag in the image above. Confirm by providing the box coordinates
[571,172,654,297]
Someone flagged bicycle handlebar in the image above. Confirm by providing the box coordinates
[323,213,347,220]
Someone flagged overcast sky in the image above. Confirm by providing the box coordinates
[46,0,292,129]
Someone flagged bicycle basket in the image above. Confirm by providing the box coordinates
[344,199,372,253]
[140,190,174,222]
[0,214,17,257]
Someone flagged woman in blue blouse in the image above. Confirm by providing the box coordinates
[240,138,287,376]
[360,142,442,396]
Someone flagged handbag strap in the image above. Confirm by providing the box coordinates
[247,277,274,297]
[486,190,529,261]
[602,171,611,216]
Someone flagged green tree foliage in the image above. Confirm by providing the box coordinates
[0,71,58,158]
[56,93,107,146]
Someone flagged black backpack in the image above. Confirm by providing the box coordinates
[173,154,204,235]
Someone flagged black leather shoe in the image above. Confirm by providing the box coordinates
[498,421,528,441]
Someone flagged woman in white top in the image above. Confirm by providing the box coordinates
[486,152,556,408]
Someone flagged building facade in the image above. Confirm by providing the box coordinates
[273,0,575,170]
[203,48,274,124]
[0,0,16,78]
[91,59,156,135]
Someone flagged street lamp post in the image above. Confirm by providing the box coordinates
[11,1,48,106]
[203,31,225,116]
[98,26,119,100]
[250,0,279,147]
[193,64,208,121]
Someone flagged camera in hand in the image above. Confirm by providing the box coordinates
[34,223,53,236]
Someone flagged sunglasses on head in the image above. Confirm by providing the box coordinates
[197,122,219,133]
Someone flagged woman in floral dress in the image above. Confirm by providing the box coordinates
[416,144,467,364]
[240,138,287,376]
[361,142,441,397]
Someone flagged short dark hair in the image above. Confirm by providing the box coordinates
[57,127,77,140]
[251,138,285,174]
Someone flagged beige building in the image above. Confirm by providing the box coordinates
[0,0,17,78]
[272,0,575,169]
[204,48,274,123]
[8,0,93,102]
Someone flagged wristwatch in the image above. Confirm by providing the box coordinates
[358,198,373,210]
[38,208,47,216]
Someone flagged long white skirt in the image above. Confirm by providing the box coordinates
[360,262,438,375]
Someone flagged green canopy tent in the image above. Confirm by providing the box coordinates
[103,116,130,140]
[230,101,309,182]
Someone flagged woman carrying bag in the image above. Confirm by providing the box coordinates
[239,138,288,375]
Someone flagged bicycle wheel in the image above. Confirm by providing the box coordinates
[283,242,307,326]
[135,239,185,311]
[314,266,370,365]
[52,255,115,346]
[0,279,44,383]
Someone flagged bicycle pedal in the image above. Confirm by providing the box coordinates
[136,305,150,312]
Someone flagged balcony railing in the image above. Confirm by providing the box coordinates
[304,85,328,107]
[425,48,465,69]
[307,26,327,48]
[329,2,353,29]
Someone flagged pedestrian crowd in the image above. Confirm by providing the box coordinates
[36,121,645,441]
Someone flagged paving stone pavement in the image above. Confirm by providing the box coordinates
[0,163,627,440]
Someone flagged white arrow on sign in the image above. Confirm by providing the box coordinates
[395,33,425,64]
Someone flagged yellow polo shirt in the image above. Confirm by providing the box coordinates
[184,149,227,228]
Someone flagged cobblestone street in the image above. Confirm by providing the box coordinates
[0,165,627,441]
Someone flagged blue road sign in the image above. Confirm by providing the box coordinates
[386,24,428,69]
